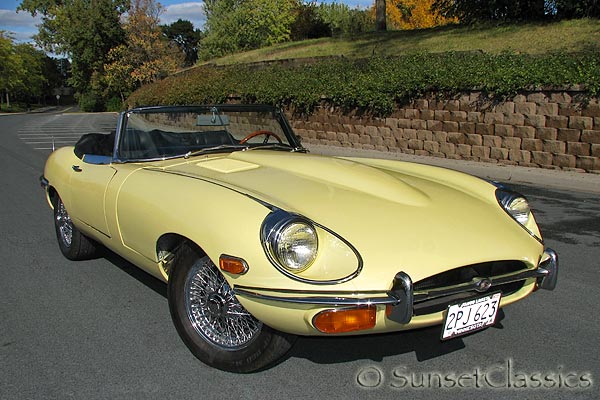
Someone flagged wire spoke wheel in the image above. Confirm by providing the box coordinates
[169,245,296,372]
[184,257,262,350]
[52,196,97,260]
[55,199,73,248]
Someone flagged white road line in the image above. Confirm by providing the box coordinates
[19,135,80,139]
[25,142,77,145]
[18,132,81,137]
[16,113,118,151]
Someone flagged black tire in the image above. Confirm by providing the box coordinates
[53,196,98,260]
[168,243,296,373]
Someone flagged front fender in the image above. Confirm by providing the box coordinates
[42,147,78,210]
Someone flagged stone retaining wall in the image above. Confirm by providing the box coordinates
[289,90,600,173]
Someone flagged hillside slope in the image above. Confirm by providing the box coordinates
[206,19,599,65]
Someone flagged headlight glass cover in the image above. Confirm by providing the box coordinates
[262,210,318,274]
[274,222,318,271]
[495,187,539,240]
[504,195,531,225]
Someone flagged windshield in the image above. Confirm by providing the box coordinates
[116,105,302,161]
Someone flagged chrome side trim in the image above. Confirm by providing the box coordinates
[233,286,399,306]
[235,286,387,295]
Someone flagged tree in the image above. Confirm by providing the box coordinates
[0,32,56,108]
[104,0,183,103]
[0,32,20,108]
[314,2,373,37]
[385,0,456,30]
[162,19,202,67]
[18,0,127,95]
[552,0,600,18]
[432,0,548,23]
[201,0,296,59]
[13,43,48,103]
[290,1,331,40]
[376,0,387,31]
[41,56,67,101]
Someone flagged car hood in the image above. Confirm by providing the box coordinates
[153,151,542,284]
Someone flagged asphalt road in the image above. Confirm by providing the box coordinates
[1,110,598,400]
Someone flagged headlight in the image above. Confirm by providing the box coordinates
[502,195,531,225]
[495,188,540,241]
[274,222,318,271]
[262,210,318,274]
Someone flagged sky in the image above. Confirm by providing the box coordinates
[0,0,373,44]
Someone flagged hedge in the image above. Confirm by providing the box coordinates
[127,52,600,116]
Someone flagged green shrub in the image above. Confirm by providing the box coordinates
[78,92,105,112]
[128,51,600,116]
[106,96,125,112]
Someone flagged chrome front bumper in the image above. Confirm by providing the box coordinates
[234,248,558,325]
[40,175,49,190]
[536,247,559,290]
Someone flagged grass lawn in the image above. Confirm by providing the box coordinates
[207,19,600,65]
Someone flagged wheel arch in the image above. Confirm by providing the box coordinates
[45,185,59,210]
[164,232,296,372]
[156,233,207,280]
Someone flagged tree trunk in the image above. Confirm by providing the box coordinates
[376,0,387,31]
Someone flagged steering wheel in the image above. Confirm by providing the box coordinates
[239,130,283,144]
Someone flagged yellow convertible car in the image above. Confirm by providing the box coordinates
[40,105,557,372]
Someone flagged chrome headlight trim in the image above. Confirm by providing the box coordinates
[497,190,531,224]
[495,187,542,243]
[261,209,318,274]
[260,209,364,284]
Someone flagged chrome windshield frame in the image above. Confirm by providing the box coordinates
[112,104,305,164]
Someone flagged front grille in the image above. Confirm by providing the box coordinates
[412,260,528,316]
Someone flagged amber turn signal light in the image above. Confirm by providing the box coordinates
[219,255,248,275]
[313,306,377,334]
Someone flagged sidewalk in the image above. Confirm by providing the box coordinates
[306,143,600,195]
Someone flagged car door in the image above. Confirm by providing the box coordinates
[69,156,117,237]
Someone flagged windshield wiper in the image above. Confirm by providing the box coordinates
[183,144,249,159]
[246,143,306,152]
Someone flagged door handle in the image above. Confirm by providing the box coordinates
[72,165,82,172]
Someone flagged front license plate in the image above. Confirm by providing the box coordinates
[441,292,501,340]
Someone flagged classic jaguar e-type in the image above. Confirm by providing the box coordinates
[40,104,557,372]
